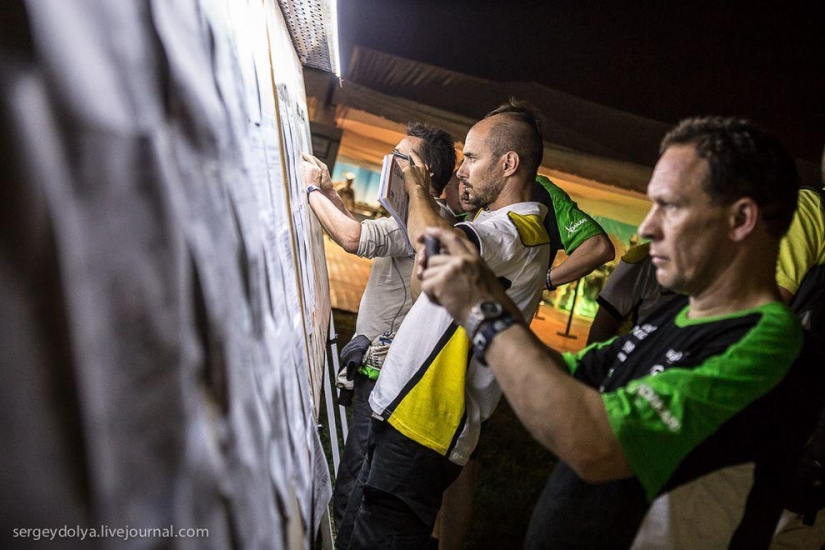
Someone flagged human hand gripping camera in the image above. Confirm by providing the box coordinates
[416,227,526,363]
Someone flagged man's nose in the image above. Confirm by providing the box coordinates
[638,208,658,240]
[456,160,467,179]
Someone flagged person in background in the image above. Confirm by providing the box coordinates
[771,146,825,548]
[587,241,679,344]
[441,171,466,222]
[301,122,457,528]
[337,173,357,213]
[417,116,822,548]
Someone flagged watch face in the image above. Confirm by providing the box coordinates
[480,301,504,319]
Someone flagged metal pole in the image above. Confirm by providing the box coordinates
[557,280,580,339]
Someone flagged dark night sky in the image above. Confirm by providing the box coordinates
[338,0,824,163]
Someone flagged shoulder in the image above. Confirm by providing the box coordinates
[534,175,570,204]
[459,203,550,257]
[621,242,651,265]
[677,301,802,364]
[463,203,546,237]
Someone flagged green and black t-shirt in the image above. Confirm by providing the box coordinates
[530,297,823,549]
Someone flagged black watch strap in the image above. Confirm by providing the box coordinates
[472,314,518,366]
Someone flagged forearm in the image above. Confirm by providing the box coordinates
[324,188,358,221]
[485,324,631,482]
[410,272,423,301]
[550,234,614,287]
[407,186,453,248]
[308,190,362,253]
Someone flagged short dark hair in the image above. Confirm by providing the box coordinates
[483,98,544,178]
[406,123,456,195]
[661,117,800,238]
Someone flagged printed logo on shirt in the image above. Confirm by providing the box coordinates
[635,383,681,432]
[631,324,657,341]
[665,349,685,363]
[619,324,658,363]
[565,218,587,235]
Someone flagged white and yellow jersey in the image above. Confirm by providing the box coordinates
[369,201,551,465]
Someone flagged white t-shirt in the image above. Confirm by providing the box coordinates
[355,217,415,340]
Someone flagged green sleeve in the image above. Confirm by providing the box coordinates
[536,175,606,254]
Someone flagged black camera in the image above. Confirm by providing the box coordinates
[423,235,441,267]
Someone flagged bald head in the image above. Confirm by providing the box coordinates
[483,99,544,179]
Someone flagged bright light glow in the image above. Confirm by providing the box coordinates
[329,0,341,77]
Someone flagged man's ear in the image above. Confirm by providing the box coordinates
[502,151,520,177]
[729,197,759,241]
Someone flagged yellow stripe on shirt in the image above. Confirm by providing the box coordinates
[388,327,472,455]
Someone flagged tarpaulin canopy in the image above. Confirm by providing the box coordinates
[306,47,817,226]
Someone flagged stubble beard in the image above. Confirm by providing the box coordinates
[464,170,505,210]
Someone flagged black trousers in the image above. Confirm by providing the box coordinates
[333,375,376,526]
[335,419,462,550]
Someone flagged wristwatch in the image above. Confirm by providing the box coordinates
[464,300,505,338]
[472,314,517,365]
[306,184,322,198]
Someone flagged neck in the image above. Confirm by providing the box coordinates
[487,176,533,210]
[687,243,781,318]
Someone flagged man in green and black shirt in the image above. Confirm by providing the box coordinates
[417,117,824,548]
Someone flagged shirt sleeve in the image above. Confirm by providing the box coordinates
[357,217,414,259]
[455,218,512,274]
[598,244,653,323]
[536,175,606,254]
[776,188,825,295]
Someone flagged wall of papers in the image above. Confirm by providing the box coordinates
[0,0,332,546]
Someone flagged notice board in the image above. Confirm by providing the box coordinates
[0,0,336,546]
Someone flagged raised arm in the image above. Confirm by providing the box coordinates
[402,151,455,248]
[418,227,632,484]
[548,233,615,288]
[301,153,362,253]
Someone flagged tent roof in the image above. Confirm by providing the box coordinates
[306,47,818,226]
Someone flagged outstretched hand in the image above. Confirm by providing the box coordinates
[301,152,334,192]
[416,227,517,326]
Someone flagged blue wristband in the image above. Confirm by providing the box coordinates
[306,185,322,198]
